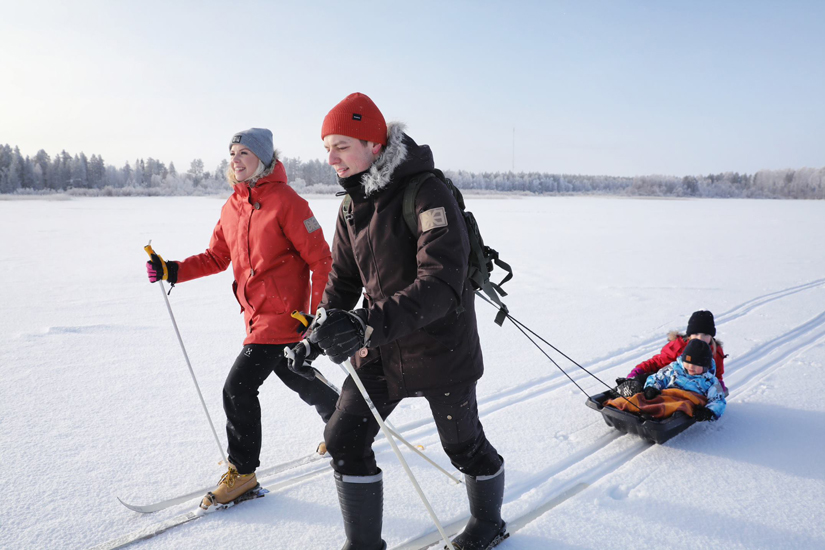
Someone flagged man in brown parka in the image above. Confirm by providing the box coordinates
[290,93,507,550]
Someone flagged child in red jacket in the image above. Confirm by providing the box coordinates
[616,310,727,397]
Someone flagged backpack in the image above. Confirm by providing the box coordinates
[342,170,512,325]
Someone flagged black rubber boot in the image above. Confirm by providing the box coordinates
[335,470,387,550]
[449,464,508,550]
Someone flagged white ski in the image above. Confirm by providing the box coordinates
[117,451,326,513]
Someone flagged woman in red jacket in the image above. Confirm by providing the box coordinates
[616,310,727,396]
[146,128,337,509]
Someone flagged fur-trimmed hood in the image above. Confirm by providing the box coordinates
[360,122,408,196]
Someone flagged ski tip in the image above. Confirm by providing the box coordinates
[116,496,148,513]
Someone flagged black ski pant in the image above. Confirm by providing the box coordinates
[223,343,339,474]
[324,365,502,478]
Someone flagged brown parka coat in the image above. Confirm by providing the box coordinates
[320,123,484,399]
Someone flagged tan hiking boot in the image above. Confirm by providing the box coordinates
[316,442,327,455]
[200,465,258,510]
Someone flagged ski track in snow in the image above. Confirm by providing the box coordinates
[94,277,825,550]
[392,280,825,549]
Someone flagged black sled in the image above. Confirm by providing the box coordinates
[585,391,696,444]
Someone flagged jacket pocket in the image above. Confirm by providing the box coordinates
[258,277,287,314]
[232,281,244,313]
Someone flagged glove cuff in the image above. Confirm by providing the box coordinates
[348,308,372,347]
[166,261,179,284]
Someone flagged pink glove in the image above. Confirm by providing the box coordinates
[145,254,178,284]
[627,367,646,379]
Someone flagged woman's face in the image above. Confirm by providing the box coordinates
[230,144,260,181]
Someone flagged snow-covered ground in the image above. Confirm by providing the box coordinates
[2,195,824,550]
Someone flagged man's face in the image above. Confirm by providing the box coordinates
[324,134,379,178]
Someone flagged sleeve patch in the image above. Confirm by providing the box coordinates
[419,207,448,232]
[303,216,321,233]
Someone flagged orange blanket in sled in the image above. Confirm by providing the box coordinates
[605,388,707,420]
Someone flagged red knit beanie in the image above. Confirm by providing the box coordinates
[321,92,387,145]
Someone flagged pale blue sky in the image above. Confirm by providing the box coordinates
[2,0,823,177]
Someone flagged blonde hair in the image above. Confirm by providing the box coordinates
[226,150,280,186]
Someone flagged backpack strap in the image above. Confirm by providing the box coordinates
[402,170,513,326]
[402,172,432,233]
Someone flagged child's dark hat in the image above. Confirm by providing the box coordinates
[682,339,712,369]
[686,310,716,337]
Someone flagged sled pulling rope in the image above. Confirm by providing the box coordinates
[474,291,643,413]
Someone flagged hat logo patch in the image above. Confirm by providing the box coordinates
[232,135,242,143]
[352,113,362,121]
[686,355,692,362]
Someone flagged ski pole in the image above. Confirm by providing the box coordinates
[145,241,228,465]
[291,311,461,485]
[343,358,456,550]
[330,363,462,485]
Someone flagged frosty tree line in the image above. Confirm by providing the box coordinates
[1,144,823,199]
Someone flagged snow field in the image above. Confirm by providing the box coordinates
[1,195,823,549]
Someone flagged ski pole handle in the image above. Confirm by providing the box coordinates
[144,241,169,281]
[291,310,310,328]
[291,310,318,334]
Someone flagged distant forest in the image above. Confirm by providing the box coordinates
[1,144,823,199]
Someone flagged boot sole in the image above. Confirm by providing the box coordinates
[199,484,268,514]
[450,523,509,550]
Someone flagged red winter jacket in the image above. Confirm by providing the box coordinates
[176,162,332,345]
[628,333,726,390]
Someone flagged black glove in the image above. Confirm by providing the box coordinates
[693,405,716,422]
[615,377,645,398]
[309,308,369,364]
[146,253,178,284]
[284,339,322,380]
[643,386,661,400]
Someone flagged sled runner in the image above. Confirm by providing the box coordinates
[585,391,696,444]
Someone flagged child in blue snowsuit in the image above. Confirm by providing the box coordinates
[643,339,726,421]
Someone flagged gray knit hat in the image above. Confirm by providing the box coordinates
[230,128,274,167]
